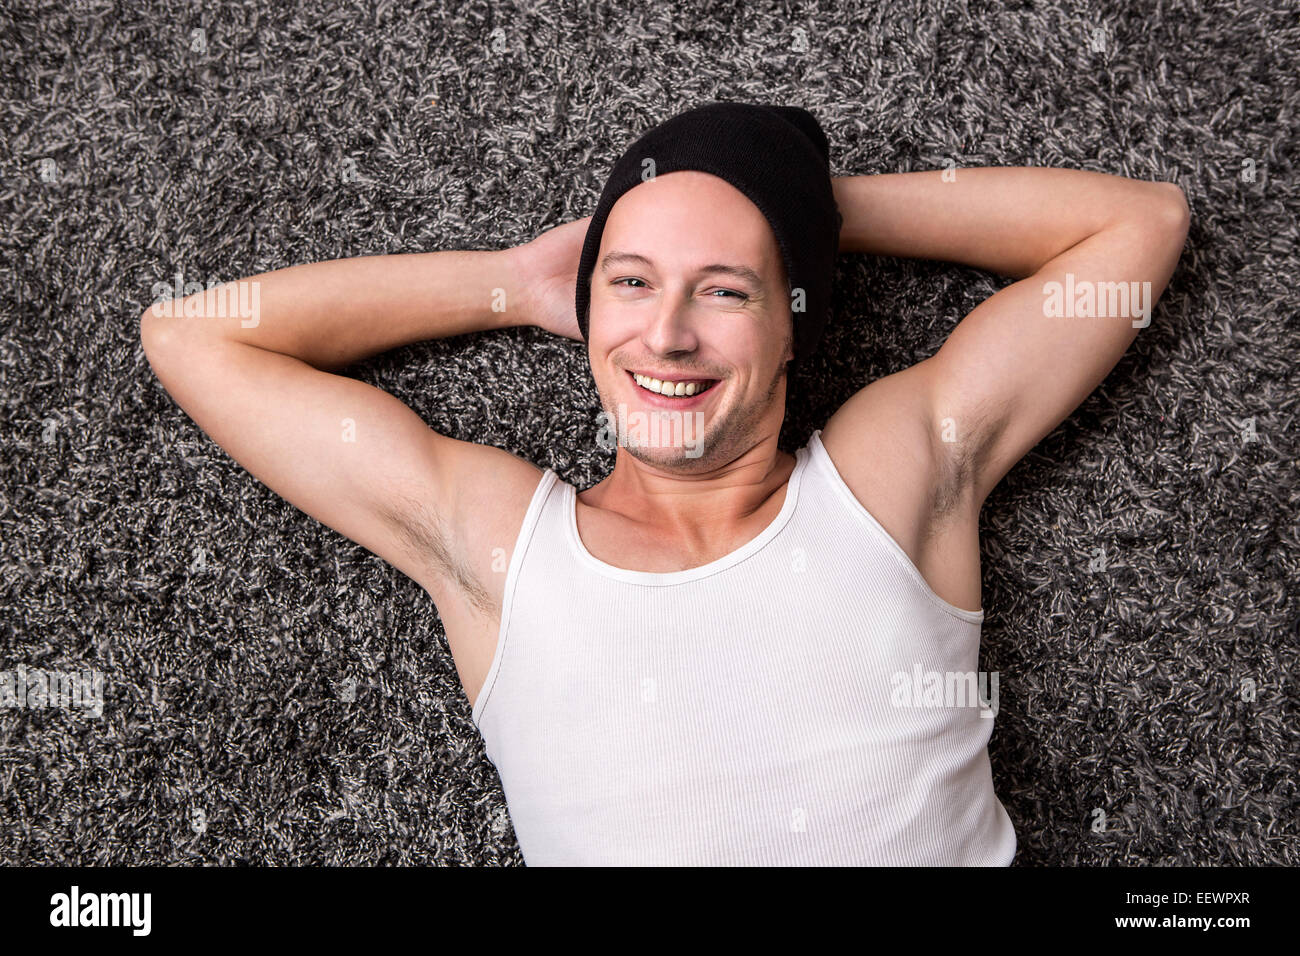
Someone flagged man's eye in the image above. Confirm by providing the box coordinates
[612,279,745,300]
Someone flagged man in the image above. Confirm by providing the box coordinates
[140,102,1189,865]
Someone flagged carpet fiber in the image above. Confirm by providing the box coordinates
[1,0,1296,865]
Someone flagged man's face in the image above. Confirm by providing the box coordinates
[587,170,793,471]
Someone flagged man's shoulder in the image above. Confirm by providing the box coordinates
[818,358,977,523]
[815,360,985,612]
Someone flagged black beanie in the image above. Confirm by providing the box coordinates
[575,101,842,368]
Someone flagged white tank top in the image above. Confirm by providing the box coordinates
[473,429,1017,865]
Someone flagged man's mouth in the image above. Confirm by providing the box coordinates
[628,370,719,398]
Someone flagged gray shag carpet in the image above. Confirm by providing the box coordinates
[1,0,1296,866]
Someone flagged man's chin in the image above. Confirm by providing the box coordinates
[595,399,714,464]
[622,441,711,469]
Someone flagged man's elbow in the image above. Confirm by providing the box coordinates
[139,306,166,360]
[139,304,185,374]
[1150,181,1191,241]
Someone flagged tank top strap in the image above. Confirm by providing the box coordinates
[471,467,561,726]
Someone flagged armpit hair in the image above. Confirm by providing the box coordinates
[380,493,495,615]
[928,402,1000,521]
[929,445,975,519]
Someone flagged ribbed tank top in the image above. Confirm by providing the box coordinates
[473,430,1017,866]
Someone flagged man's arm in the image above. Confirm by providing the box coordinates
[139,245,548,614]
[826,167,1190,510]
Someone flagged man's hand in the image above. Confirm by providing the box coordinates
[513,216,592,341]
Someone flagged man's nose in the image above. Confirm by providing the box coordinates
[641,288,699,355]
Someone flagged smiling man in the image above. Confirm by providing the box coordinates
[140,101,1189,865]
[586,172,795,479]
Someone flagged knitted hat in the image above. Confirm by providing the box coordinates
[574,101,842,368]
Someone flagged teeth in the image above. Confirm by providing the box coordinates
[633,373,711,397]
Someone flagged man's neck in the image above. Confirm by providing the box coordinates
[580,430,796,550]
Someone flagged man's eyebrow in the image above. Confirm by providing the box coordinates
[599,251,765,288]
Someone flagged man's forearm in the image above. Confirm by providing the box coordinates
[144,247,525,371]
[832,168,1182,279]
